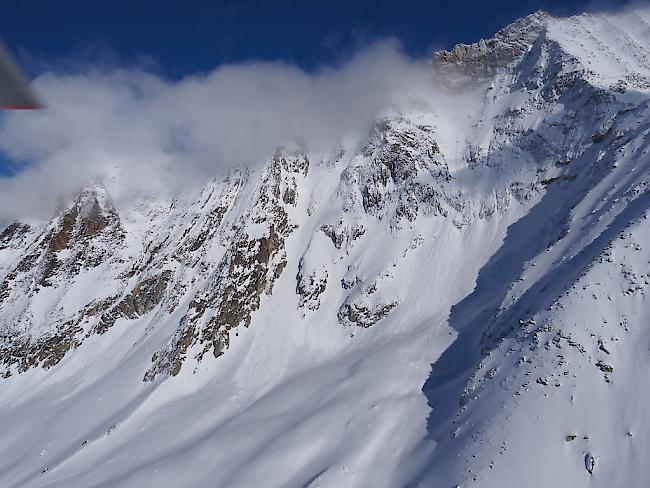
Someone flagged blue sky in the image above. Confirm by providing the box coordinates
[0,0,637,78]
[0,0,639,183]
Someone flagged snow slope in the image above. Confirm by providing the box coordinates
[1,7,650,488]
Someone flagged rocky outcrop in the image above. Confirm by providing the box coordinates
[145,154,301,379]
[296,262,328,311]
[0,321,82,375]
[94,271,173,334]
[337,301,398,328]
[340,118,458,225]
[320,222,366,251]
[0,223,29,249]
[434,11,549,78]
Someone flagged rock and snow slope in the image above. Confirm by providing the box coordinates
[1,7,650,487]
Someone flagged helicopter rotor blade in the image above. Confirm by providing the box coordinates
[0,40,40,110]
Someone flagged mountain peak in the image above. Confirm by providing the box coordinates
[434,10,549,76]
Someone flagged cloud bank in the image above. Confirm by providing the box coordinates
[0,41,434,221]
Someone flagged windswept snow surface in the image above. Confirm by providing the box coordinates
[1,7,650,488]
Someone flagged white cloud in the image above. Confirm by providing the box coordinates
[0,41,434,221]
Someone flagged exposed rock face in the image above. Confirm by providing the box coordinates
[435,11,549,78]
[340,118,458,225]
[337,300,398,328]
[0,322,82,375]
[296,262,328,311]
[145,155,299,379]
[320,222,366,251]
[33,189,122,288]
[0,223,29,249]
[94,271,173,334]
[0,187,125,373]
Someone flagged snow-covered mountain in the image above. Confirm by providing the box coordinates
[1,7,650,487]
